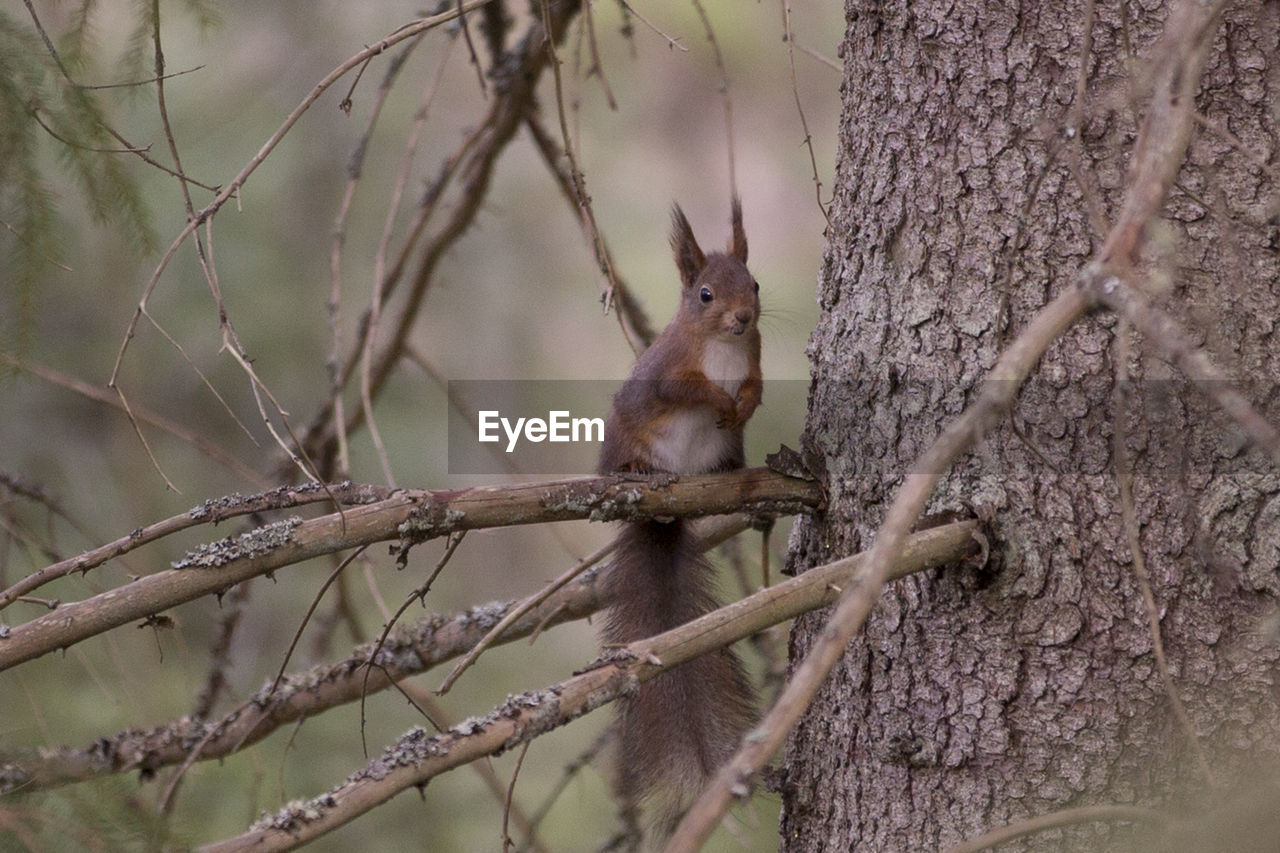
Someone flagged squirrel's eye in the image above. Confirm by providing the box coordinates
[753,280,760,294]
[699,286,713,303]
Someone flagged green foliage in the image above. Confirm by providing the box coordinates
[0,11,60,356]
[4,780,191,851]
[119,0,222,89]
[0,3,169,355]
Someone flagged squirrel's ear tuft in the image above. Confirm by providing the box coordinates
[670,204,706,289]
[728,196,747,264]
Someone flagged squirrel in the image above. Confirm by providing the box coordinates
[598,198,762,837]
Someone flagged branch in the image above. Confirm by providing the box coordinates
[0,355,268,491]
[112,0,499,384]
[943,804,1167,853]
[1093,278,1280,470]
[664,2,1226,848]
[0,469,819,671]
[290,0,584,479]
[0,482,388,611]
[197,520,981,852]
[0,517,755,794]
[524,116,656,350]
[0,566,605,795]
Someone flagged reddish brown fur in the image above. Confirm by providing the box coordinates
[598,200,762,836]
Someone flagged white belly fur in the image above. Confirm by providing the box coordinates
[702,338,750,398]
[649,406,733,474]
[646,339,750,474]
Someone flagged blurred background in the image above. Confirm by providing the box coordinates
[0,1,841,849]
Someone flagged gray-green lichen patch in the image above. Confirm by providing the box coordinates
[498,687,564,743]
[0,762,31,796]
[587,487,645,522]
[538,484,602,515]
[351,626,425,674]
[350,726,447,783]
[457,600,510,631]
[397,506,467,541]
[172,517,304,569]
[248,793,339,834]
[185,481,372,523]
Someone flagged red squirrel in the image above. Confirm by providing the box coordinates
[598,199,761,836]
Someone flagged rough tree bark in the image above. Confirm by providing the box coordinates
[781,1,1280,850]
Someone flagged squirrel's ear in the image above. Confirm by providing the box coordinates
[670,204,706,288]
[728,196,747,264]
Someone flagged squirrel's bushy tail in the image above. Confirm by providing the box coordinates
[603,519,755,834]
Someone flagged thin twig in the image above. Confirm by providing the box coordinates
[0,220,73,270]
[270,547,369,697]
[581,0,617,109]
[140,308,258,443]
[328,33,436,479]
[617,1,687,51]
[456,0,489,95]
[195,521,980,852]
[523,116,655,349]
[359,34,452,487]
[1111,320,1214,783]
[0,355,267,490]
[310,96,485,484]
[193,581,252,721]
[689,0,736,197]
[792,39,840,72]
[1064,0,1110,241]
[360,531,467,756]
[1091,277,1280,471]
[21,0,203,92]
[502,742,532,851]
[437,539,614,693]
[110,0,496,390]
[943,804,1167,853]
[780,0,830,225]
[520,728,613,847]
[110,385,180,492]
[537,0,638,352]
[26,108,144,153]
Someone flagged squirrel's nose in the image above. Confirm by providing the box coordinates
[734,309,752,325]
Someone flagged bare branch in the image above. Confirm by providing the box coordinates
[689,0,736,197]
[195,520,981,852]
[0,482,384,611]
[943,804,1167,853]
[0,469,820,671]
[294,1,584,479]
[1,517,759,792]
[524,116,656,348]
[110,0,498,391]
[1092,277,1280,470]
[780,0,831,224]
[1111,320,1214,782]
[537,0,638,353]
[358,531,467,755]
[437,538,614,694]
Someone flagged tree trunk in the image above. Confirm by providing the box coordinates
[781,1,1280,849]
